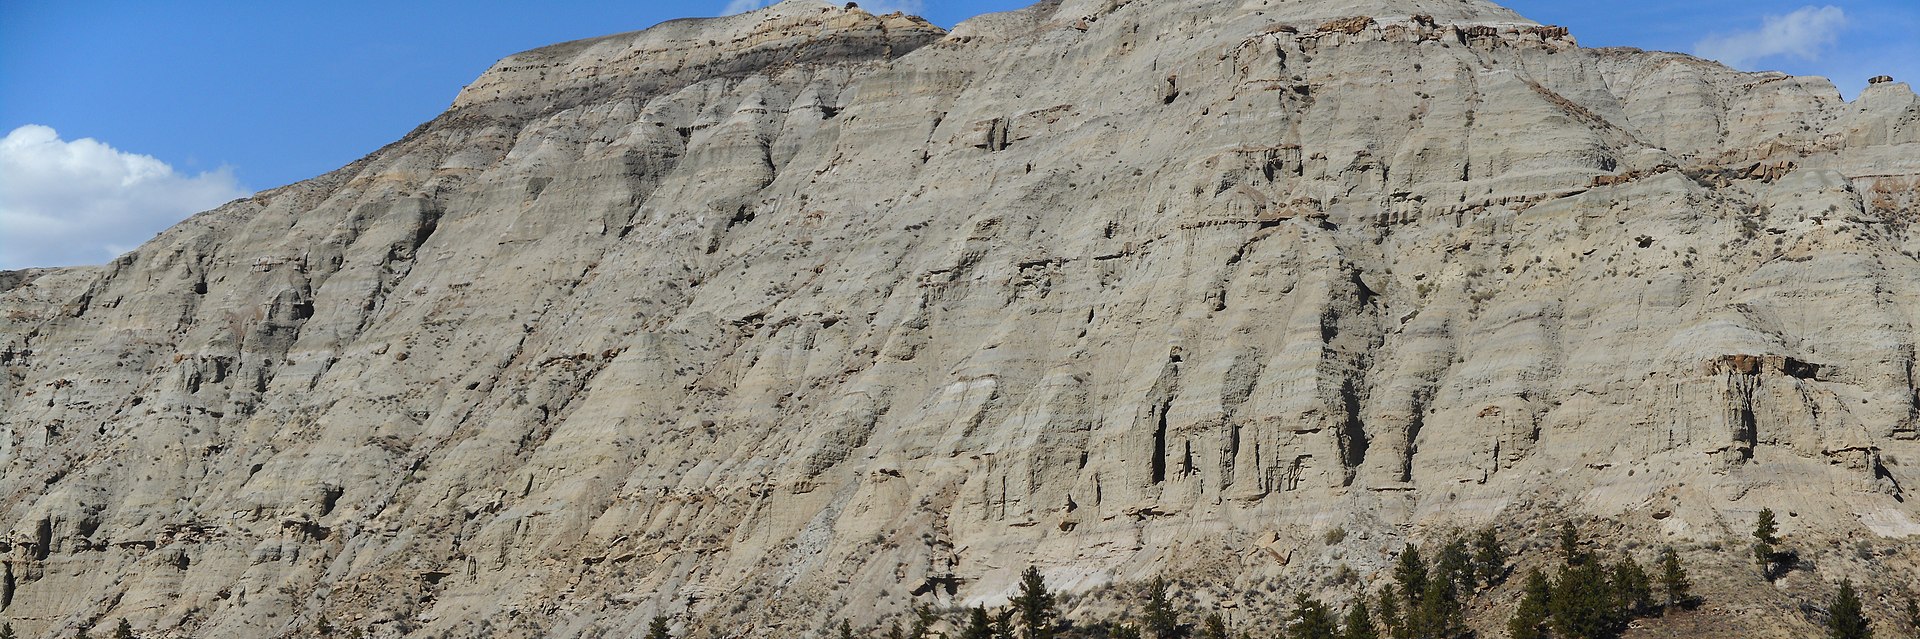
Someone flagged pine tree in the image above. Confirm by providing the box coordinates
[0,623,15,639]
[1753,508,1781,545]
[1471,528,1507,589]
[993,609,1018,639]
[1434,537,1474,594]
[646,615,672,639]
[1143,578,1178,639]
[1827,580,1873,639]
[1610,557,1654,617]
[886,620,905,639]
[1393,546,1429,609]
[1754,508,1781,579]
[1550,560,1617,639]
[112,619,134,639]
[1374,585,1406,639]
[1411,571,1465,639]
[1507,569,1552,639]
[1559,522,1583,565]
[909,605,938,639]
[962,607,996,639]
[1656,546,1692,611]
[1288,594,1340,639]
[1198,613,1228,639]
[1903,596,1919,635]
[1013,566,1060,639]
[1341,601,1379,639]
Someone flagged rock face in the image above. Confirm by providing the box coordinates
[3,0,1919,637]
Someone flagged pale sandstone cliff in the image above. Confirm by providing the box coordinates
[2,0,1918,637]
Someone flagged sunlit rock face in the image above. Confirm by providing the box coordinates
[2,1,1917,637]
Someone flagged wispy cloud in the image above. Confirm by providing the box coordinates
[722,0,926,17]
[0,125,249,270]
[1694,5,1848,69]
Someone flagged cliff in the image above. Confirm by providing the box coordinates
[2,0,1917,637]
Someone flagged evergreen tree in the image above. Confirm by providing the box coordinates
[1559,522,1583,565]
[1434,537,1474,594]
[1198,613,1228,639]
[839,620,859,639]
[76,627,91,639]
[1507,569,1552,639]
[1656,546,1692,611]
[1549,560,1618,639]
[0,624,13,639]
[886,621,905,639]
[1411,571,1465,639]
[1471,528,1507,589]
[646,615,671,639]
[962,607,996,639]
[1341,601,1378,639]
[1287,594,1340,639]
[909,605,938,639]
[1374,586,1406,639]
[994,609,1018,639]
[1143,578,1178,639]
[1392,546,1429,609]
[1609,557,1654,617]
[1904,596,1919,635]
[1753,508,1781,545]
[316,617,335,636]
[1827,580,1873,639]
[1014,566,1060,639]
[113,620,135,639]
[1109,625,1143,639]
[1754,508,1781,579]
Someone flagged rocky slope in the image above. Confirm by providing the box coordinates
[3,0,1919,637]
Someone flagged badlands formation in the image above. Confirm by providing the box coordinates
[3,0,1919,636]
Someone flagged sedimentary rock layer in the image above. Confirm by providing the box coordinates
[2,1,1917,637]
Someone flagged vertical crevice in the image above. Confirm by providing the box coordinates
[1337,378,1369,485]
[1735,401,1757,460]
[1220,349,1263,488]
[1400,410,1426,483]
[1180,439,1194,476]
[33,517,51,561]
[1144,353,1182,485]
[1725,371,1761,462]
[998,476,1008,520]
[1224,424,1242,486]
[1151,398,1170,484]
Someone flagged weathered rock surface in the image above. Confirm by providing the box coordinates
[3,0,1918,637]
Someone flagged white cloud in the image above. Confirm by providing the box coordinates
[0,125,249,270]
[723,0,925,16]
[1695,5,1848,69]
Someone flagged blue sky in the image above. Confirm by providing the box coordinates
[2,1,1915,270]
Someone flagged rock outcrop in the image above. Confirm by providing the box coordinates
[2,1,1917,637]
